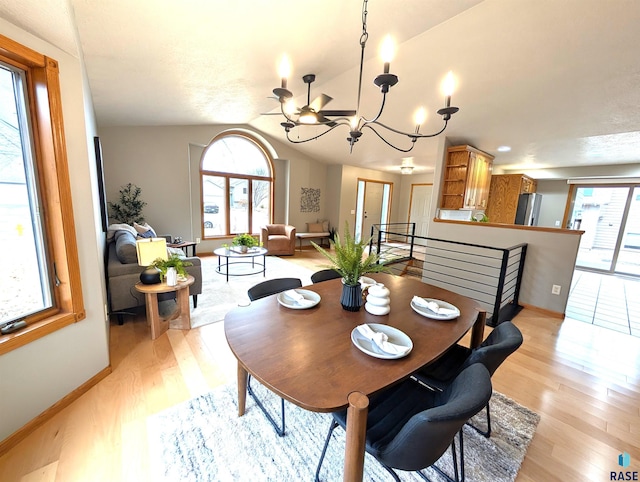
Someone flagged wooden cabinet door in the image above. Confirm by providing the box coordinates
[441,145,494,211]
[463,153,493,209]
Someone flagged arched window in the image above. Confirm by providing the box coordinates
[200,132,274,238]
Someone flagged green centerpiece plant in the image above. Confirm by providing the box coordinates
[232,233,260,253]
[312,222,388,311]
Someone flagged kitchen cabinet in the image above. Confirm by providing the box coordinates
[440,145,494,210]
[486,174,538,224]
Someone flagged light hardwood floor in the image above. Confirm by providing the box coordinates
[1,250,639,481]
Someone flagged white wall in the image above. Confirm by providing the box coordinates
[0,19,109,440]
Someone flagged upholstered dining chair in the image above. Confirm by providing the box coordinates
[246,277,303,436]
[314,364,493,482]
[310,269,342,284]
[412,320,523,438]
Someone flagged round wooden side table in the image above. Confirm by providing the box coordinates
[134,275,195,340]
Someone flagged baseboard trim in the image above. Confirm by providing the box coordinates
[0,365,112,456]
[520,302,564,319]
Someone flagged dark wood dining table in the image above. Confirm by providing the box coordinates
[224,273,486,482]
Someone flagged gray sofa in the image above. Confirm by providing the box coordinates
[107,229,202,323]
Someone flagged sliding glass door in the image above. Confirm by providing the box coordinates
[570,185,640,276]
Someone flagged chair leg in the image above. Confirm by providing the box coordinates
[315,420,339,482]
[429,429,463,482]
[117,314,124,325]
[192,294,198,309]
[467,402,491,438]
[247,374,286,437]
[379,463,401,481]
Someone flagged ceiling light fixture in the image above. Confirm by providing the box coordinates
[400,158,414,175]
[271,0,459,153]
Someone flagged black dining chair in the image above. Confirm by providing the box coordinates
[245,277,302,436]
[310,269,342,284]
[247,277,302,302]
[315,363,493,482]
[412,320,523,438]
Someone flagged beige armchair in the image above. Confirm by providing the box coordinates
[261,224,296,256]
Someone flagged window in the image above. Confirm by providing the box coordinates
[0,34,84,354]
[200,132,274,237]
[1,62,52,326]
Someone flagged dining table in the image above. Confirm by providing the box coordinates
[223,273,486,482]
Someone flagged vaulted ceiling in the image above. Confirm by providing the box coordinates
[2,0,640,176]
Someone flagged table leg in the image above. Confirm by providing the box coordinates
[169,286,191,330]
[146,292,169,340]
[343,391,369,482]
[262,254,266,277]
[237,363,248,416]
[470,310,486,349]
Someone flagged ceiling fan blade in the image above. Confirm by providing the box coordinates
[316,114,337,127]
[310,93,332,112]
[318,109,357,117]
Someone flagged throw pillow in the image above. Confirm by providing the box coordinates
[317,219,330,232]
[134,222,157,235]
[137,230,157,239]
[308,222,324,233]
[167,247,186,257]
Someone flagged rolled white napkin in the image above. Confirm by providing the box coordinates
[412,296,458,316]
[283,289,316,307]
[356,324,410,356]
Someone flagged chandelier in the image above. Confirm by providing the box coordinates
[270,0,459,153]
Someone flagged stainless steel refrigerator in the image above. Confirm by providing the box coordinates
[515,193,542,226]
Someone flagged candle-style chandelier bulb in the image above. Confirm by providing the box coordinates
[269,0,459,153]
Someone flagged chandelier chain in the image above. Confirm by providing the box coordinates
[356,0,370,121]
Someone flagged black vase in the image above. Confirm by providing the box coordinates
[341,283,362,312]
[140,267,161,284]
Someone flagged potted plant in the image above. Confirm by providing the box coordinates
[108,183,147,225]
[232,233,260,253]
[150,254,192,282]
[312,222,388,311]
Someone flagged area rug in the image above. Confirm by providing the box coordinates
[147,382,539,482]
[188,255,316,329]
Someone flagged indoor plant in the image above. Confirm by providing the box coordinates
[312,222,388,311]
[108,182,147,225]
[150,254,192,282]
[232,233,260,253]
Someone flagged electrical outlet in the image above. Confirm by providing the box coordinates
[555,220,561,227]
[104,303,109,321]
[551,284,561,295]
[196,237,201,243]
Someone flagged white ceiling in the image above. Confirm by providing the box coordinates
[2,0,640,176]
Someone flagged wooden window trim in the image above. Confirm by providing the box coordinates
[200,131,275,238]
[0,34,85,356]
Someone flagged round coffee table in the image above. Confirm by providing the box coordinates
[213,247,268,282]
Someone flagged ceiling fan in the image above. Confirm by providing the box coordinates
[264,74,356,127]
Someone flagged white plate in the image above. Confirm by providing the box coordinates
[350,323,413,359]
[410,298,460,320]
[276,289,321,310]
